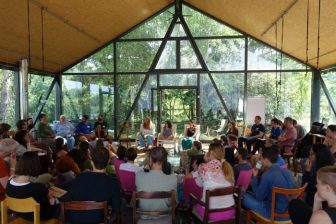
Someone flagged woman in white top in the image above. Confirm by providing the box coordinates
[139,117,155,149]
[194,142,235,221]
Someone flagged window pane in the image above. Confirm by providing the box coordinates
[321,72,336,125]
[0,69,15,127]
[160,74,197,86]
[65,45,114,73]
[28,75,56,122]
[117,41,161,72]
[172,24,187,37]
[156,41,176,69]
[183,5,241,37]
[121,6,174,39]
[197,38,245,71]
[321,72,336,102]
[180,40,202,69]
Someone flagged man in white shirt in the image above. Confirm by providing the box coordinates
[119,147,142,173]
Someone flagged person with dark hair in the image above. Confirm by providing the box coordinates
[278,117,297,153]
[293,119,306,141]
[301,143,335,207]
[180,141,204,170]
[75,115,93,140]
[37,113,56,148]
[225,134,238,167]
[242,145,294,221]
[158,120,174,140]
[181,120,197,151]
[238,115,265,154]
[270,118,282,140]
[26,117,37,140]
[14,130,42,157]
[289,166,336,224]
[120,147,142,173]
[324,124,336,155]
[94,115,108,140]
[77,141,93,171]
[61,147,121,223]
[234,147,252,181]
[16,119,28,131]
[6,151,59,221]
[226,121,239,137]
[136,146,177,219]
[0,123,11,139]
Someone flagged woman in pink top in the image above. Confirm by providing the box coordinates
[278,117,297,153]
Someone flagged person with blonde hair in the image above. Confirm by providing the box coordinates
[138,117,155,149]
[289,166,336,224]
[193,142,235,221]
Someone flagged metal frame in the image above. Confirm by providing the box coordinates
[319,73,336,117]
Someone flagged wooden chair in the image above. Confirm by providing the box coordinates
[281,140,298,169]
[188,186,241,224]
[131,190,176,224]
[117,120,131,147]
[1,196,58,224]
[60,201,108,224]
[246,183,308,224]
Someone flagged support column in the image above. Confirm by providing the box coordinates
[19,59,29,119]
[14,68,21,121]
[55,75,62,120]
[311,70,321,123]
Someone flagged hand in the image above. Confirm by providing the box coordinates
[252,168,259,176]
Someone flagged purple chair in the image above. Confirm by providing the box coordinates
[235,169,252,190]
[118,169,136,194]
[182,177,203,207]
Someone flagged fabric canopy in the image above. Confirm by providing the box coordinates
[0,0,335,74]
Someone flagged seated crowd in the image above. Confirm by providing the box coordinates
[0,114,335,224]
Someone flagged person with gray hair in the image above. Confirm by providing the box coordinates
[53,115,75,150]
[0,138,18,200]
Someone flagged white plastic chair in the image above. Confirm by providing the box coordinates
[158,123,177,151]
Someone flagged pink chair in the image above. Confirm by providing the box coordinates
[182,177,203,207]
[235,169,252,190]
[112,159,124,176]
[118,169,136,194]
[280,163,288,169]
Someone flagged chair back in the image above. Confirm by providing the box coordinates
[183,178,203,203]
[113,159,124,176]
[160,123,177,137]
[1,196,40,224]
[60,201,108,224]
[184,124,201,141]
[131,190,176,224]
[118,169,136,193]
[235,169,252,189]
[216,119,228,132]
[270,183,308,222]
[204,186,241,224]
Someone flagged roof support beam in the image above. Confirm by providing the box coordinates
[311,70,321,123]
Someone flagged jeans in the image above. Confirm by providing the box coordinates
[238,137,260,154]
[65,136,75,150]
[139,135,154,147]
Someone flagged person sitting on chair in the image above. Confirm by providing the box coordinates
[120,147,142,173]
[53,115,75,150]
[138,117,155,149]
[226,121,239,137]
[324,125,336,155]
[76,115,93,140]
[182,120,197,151]
[277,117,297,153]
[238,116,265,154]
[270,118,282,140]
[180,141,203,170]
[242,145,294,221]
[37,113,56,148]
[158,120,174,140]
[234,147,252,181]
[94,115,108,140]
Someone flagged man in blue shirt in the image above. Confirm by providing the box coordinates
[243,145,294,220]
[270,118,282,140]
[76,115,93,140]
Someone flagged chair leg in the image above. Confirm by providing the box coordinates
[246,210,252,224]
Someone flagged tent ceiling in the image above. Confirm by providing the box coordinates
[0,0,335,74]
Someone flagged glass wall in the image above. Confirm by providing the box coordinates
[0,68,15,127]
[321,72,336,125]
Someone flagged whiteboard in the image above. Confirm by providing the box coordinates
[246,97,265,125]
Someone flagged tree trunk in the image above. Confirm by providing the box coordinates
[0,70,11,122]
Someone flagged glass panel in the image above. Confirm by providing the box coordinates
[62,75,114,128]
[160,74,197,86]
[321,88,336,125]
[156,41,176,69]
[28,75,56,122]
[321,72,336,102]
[200,74,227,134]
[248,38,306,70]
[0,69,15,127]
[117,41,161,72]
[180,40,202,69]
[65,45,114,73]
[183,5,241,37]
[212,73,244,120]
[121,6,174,39]
[172,24,187,37]
[247,72,311,129]
[197,38,245,71]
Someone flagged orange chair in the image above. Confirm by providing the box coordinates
[246,183,308,224]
